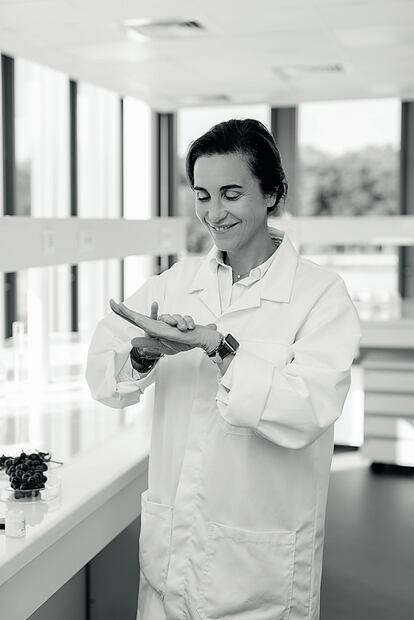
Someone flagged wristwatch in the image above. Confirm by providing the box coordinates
[130,347,163,374]
[207,333,239,365]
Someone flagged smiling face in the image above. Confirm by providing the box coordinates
[193,152,275,257]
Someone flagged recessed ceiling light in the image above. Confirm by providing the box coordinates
[179,94,232,106]
[123,18,205,42]
[274,64,345,81]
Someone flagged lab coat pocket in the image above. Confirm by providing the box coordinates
[197,521,296,620]
[139,489,173,600]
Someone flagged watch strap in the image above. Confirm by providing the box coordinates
[207,334,225,358]
[130,347,162,373]
[207,333,239,364]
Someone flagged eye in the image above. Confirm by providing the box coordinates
[196,192,209,202]
[224,192,241,201]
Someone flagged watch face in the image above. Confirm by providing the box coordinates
[216,333,239,360]
[225,333,239,352]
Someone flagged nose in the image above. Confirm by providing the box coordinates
[206,198,227,224]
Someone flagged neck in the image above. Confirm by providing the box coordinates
[224,232,277,276]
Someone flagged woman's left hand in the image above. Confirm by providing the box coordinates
[109,299,221,354]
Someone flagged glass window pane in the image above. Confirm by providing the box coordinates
[15,59,70,218]
[14,59,71,337]
[123,97,153,297]
[78,83,121,219]
[298,99,400,218]
[77,83,121,340]
[298,98,401,317]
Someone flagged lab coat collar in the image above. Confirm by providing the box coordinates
[187,226,299,318]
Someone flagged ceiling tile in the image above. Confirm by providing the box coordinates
[318,1,414,28]
[335,26,414,48]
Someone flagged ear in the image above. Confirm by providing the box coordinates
[265,190,278,210]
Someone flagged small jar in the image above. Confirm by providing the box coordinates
[5,509,26,537]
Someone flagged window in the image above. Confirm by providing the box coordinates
[298,98,401,318]
[123,97,153,297]
[14,58,71,337]
[77,83,121,340]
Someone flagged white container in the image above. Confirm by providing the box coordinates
[5,509,26,537]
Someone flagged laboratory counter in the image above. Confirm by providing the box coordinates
[0,380,153,620]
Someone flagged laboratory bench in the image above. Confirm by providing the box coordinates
[0,378,153,620]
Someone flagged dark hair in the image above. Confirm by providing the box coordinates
[185,118,288,215]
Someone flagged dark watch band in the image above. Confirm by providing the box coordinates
[207,333,239,364]
[130,347,162,373]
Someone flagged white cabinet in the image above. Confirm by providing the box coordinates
[361,350,414,466]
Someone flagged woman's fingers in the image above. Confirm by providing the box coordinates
[183,315,195,330]
[172,314,191,331]
[110,300,197,342]
[158,314,178,327]
[111,302,191,342]
[158,313,195,331]
[109,299,137,327]
[150,301,158,320]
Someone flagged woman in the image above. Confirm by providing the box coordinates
[86,119,361,620]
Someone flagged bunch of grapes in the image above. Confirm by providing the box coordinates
[0,450,50,500]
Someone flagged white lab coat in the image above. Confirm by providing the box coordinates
[86,229,361,620]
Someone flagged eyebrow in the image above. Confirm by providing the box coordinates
[193,184,243,191]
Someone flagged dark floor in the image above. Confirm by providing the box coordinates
[321,449,414,620]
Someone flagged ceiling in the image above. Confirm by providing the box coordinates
[0,0,413,110]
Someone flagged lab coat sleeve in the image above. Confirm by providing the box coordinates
[85,272,166,409]
[216,277,361,449]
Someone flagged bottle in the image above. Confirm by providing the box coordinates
[5,509,26,537]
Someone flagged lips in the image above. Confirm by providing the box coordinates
[208,222,238,233]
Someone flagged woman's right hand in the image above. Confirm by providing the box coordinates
[131,302,195,358]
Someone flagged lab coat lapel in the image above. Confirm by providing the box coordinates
[186,230,299,319]
[187,247,222,318]
[259,232,299,303]
[223,231,299,317]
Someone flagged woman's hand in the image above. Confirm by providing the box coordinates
[109,299,221,354]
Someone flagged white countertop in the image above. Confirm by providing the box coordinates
[0,379,153,618]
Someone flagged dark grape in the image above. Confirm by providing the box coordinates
[3,450,55,500]
[38,451,51,461]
